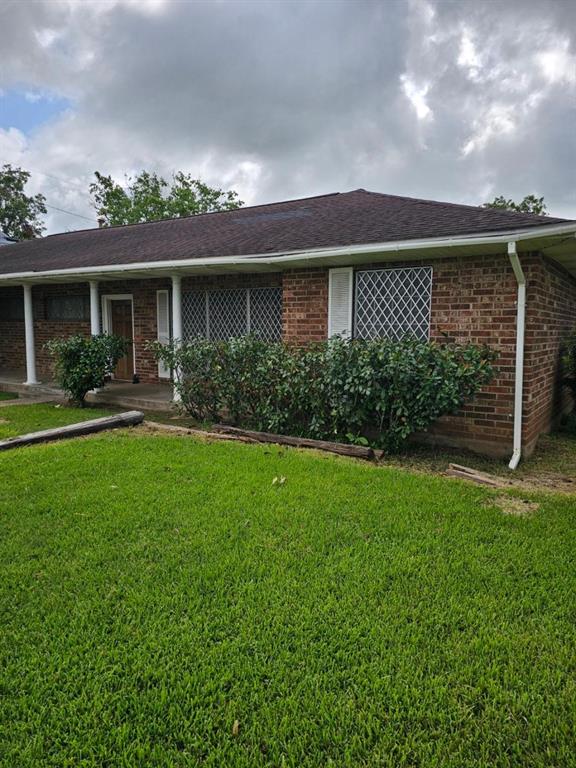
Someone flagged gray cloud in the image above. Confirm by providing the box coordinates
[1,0,574,234]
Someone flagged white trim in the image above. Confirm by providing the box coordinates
[2,224,574,283]
[156,289,171,379]
[23,283,38,385]
[171,275,183,402]
[89,280,100,335]
[100,293,136,377]
[353,264,433,341]
[328,267,353,338]
[508,242,526,470]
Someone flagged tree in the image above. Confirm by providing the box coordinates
[483,194,548,216]
[89,170,242,227]
[0,164,47,239]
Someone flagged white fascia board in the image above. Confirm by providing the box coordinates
[1,222,575,283]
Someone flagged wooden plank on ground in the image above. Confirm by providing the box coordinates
[212,424,375,460]
[144,420,258,442]
[446,462,502,487]
[0,410,144,451]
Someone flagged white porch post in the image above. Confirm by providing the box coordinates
[23,283,39,386]
[89,280,100,335]
[171,274,183,402]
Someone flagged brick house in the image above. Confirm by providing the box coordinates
[1,189,575,466]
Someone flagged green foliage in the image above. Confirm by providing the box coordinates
[483,194,548,216]
[89,170,242,226]
[0,164,47,239]
[46,334,128,405]
[1,424,575,766]
[151,336,496,451]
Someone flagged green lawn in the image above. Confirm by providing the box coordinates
[0,403,113,440]
[0,407,575,767]
[0,391,18,401]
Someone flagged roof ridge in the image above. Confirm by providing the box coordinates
[346,188,560,222]
[50,190,343,239]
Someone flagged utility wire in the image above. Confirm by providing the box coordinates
[44,202,98,224]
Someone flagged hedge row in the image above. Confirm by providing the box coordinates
[151,336,496,452]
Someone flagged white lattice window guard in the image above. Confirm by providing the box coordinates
[354,266,432,341]
[182,287,282,341]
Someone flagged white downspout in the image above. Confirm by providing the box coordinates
[508,241,526,470]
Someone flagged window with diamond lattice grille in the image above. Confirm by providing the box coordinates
[182,287,282,341]
[208,289,247,340]
[182,291,207,338]
[249,287,282,340]
[354,267,432,341]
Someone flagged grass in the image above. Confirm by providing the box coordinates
[383,432,576,484]
[0,403,114,440]
[0,407,575,766]
[0,391,18,401]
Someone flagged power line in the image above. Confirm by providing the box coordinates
[44,202,98,224]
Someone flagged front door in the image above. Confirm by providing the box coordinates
[110,300,134,380]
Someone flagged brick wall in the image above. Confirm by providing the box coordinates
[523,255,576,451]
[0,283,92,378]
[281,255,520,456]
[282,268,329,342]
[1,253,574,458]
[0,286,26,373]
[0,275,284,385]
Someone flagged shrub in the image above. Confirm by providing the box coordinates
[151,336,496,452]
[46,334,128,406]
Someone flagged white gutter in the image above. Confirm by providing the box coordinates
[508,241,526,470]
[0,222,575,283]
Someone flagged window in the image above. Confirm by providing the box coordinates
[46,295,90,321]
[0,295,24,321]
[354,266,432,341]
[182,287,282,341]
[209,289,247,340]
[249,287,283,341]
[182,291,207,338]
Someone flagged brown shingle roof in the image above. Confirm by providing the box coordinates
[0,189,571,275]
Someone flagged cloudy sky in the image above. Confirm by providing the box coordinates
[1,0,575,234]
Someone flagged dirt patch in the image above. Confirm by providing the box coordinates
[492,495,540,516]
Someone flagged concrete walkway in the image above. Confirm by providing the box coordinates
[0,372,175,413]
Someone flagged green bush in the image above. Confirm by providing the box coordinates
[151,336,496,451]
[46,334,128,406]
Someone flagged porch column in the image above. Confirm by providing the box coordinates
[89,280,100,335]
[171,274,183,402]
[23,283,39,386]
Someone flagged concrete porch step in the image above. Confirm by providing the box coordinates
[0,379,63,399]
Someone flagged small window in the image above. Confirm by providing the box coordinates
[46,295,90,321]
[0,295,24,321]
[354,266,432,341]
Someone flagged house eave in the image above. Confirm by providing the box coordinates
[0,222,574,285]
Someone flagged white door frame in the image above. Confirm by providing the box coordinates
[101,293,136,376]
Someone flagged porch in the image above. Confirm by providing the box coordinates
[0,371,174,412]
